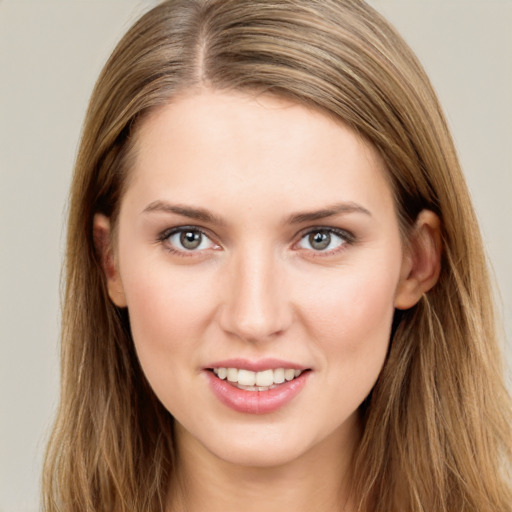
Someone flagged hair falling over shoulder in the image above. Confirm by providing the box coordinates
[43,1,512,511]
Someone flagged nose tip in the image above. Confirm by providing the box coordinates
[218,254,291,343]
[223,304,285,342]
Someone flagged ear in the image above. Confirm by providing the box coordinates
[394,210,442,310]
[93,213,127,307]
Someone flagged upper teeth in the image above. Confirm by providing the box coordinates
[213,367,302,387]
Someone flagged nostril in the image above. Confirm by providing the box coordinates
[220,309,290,343]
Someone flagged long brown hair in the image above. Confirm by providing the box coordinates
[43,1,512,510]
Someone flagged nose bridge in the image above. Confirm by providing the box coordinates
[220,242,290,342]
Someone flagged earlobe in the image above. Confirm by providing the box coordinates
[394,210,442,310]
[93,214,127,308]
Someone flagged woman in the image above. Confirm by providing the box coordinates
[43,1,512,511]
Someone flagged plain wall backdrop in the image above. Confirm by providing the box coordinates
[1,1,511,510]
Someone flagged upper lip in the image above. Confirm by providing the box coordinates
[205,358,309,372]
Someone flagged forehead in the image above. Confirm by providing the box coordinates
[124,89,394,219]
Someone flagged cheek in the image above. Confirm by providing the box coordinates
[301,266,397,342]
[295,250,402,391]
[119,258,217,388]
[294,260,399,428]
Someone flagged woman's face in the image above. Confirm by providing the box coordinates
[105,89,412,468]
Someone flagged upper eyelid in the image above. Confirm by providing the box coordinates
[295,226,355,242]
[159,225,214,240]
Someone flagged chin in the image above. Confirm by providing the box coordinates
[207,435,311,468]
[176,415,349,470]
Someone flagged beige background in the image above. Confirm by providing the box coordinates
[1,1,511,510]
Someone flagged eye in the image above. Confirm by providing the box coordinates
[161,227,218,252]
[297,228,350,253]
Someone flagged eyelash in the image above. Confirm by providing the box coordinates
[157,226,219,257]
[295,226,355,256]
[157,226,355,257]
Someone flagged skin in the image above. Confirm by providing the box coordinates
[95,89,441,512]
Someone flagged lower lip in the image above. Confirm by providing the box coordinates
[205,371,309,414]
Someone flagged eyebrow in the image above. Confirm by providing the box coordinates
[142,200,226,225]
[287,202,372,224]
[142,200,371,225]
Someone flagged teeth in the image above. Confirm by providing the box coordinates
[273,368,285,384]
[238,369,256,386]
[255,369,273,387]
[226,368,238,382]
[212,367,304,388]
[284,369,295,381]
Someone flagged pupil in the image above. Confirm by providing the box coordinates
[310,231,330,250]
[180,231,201,249]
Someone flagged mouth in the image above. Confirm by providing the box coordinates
[204,358,311,413]
[208,367,307,391]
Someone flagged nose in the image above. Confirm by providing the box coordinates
[218,247,292,343]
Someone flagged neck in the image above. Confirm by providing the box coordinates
[167,417,361,512]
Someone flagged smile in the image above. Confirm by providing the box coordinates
[206,363,310,414]
[212,367,304,391]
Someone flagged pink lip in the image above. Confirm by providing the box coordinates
[205,358,309,372]
[205,369,310,414]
